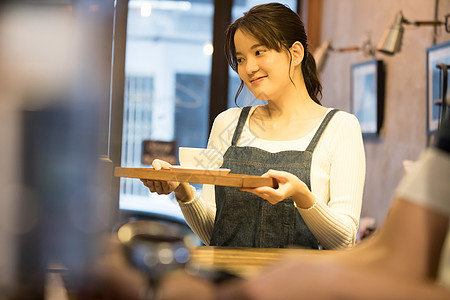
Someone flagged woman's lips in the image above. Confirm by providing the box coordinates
[250,76,267,84]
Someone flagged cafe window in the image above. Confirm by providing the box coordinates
[119,0,214,219]
[121,75,154,197]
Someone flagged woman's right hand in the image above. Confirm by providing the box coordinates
[140,159,180,195]
[140,159,194,202]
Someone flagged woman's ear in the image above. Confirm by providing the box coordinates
[290,41,304,66]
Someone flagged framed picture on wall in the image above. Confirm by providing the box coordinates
[350,60,385,137]
[426,40,450,136]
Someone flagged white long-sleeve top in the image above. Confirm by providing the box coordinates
[178,106,366,250]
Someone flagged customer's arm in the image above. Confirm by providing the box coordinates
[217,117,450,300]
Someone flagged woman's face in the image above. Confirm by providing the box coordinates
[234,29,293,101]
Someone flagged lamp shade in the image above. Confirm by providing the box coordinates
[377,11,405,55]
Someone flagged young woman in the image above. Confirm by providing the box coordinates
[142,2,366,250]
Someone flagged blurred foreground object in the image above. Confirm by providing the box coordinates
[0,1,115,298]
[117,220,197,282]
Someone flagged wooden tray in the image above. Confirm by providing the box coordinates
[114,167,278,188]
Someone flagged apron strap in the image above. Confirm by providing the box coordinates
[305,109,339,153]
[231,106,252,146]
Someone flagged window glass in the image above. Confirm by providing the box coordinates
[228,0,297,108]
[120,0,214,220]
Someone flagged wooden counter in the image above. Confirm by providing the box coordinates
[189,246,327,279]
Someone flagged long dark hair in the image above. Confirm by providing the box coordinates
[225,2,322,106]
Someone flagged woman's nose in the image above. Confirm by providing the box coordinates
[245,58,259,74]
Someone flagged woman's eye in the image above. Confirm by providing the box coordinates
[255,50,264,56]
[237,57,244,64]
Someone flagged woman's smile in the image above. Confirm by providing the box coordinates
[250,75,268,85]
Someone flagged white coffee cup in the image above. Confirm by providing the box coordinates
[178,147,223,169]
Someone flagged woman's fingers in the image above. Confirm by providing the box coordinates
[155,181,174,194]
[140,159,177,195]
[140,179,152,189]
[151,180,173,194]
[152,159,172,170]
[240,170,303,204]
[141,179,156,192]
[261,169,290,182]
[140,179,174,194]
[241,186,284,204]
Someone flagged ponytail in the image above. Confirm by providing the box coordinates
[301,51,322,105]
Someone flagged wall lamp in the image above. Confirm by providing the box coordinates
[314,39,375,71]
[377,11,450,55]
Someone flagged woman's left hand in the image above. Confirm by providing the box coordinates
[240,169,314,208]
